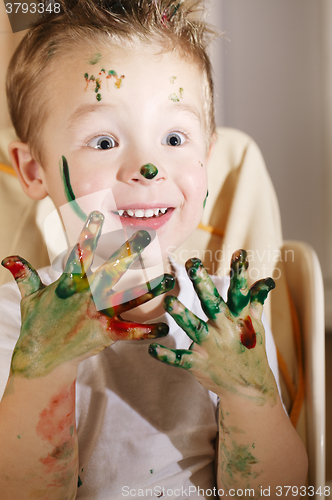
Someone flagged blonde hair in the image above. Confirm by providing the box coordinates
[6,0,217,163]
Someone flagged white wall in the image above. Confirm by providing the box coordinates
[207,0,331,325]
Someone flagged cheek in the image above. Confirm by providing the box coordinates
[179,165,208,202]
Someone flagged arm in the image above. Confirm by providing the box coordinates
[0,211,173,500]
[149,250,308,498]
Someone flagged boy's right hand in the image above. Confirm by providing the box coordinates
[2,211,173,379]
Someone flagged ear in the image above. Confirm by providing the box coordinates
[8,141,48,200]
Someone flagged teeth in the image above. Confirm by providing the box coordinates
[117,208,168,218]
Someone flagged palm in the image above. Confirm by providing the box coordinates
[149,250,277,404]
[2,211,174,378]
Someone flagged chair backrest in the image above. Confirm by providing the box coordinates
[282,241,326,491]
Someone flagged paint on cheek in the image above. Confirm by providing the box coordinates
[203,190,209,209]
[239,316,256,349]
[60,156,88,221]
[169,76,177,84]
[140,163,158,179]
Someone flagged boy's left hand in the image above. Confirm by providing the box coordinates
[149,250,277,405]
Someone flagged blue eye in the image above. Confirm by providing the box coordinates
[162,132,186,147]
[87,136,117,150]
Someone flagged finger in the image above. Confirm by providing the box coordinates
[227,249,250,316]
[100,274,175,316]
[148,343,203,371]
[109,319,169,341]
[64,211,104,275]
[163,296,209,345]
[56,212,104,298]
[250,278,275,319]
[1,256,44,298]
[185,258,224,320]
[90,230,151,297]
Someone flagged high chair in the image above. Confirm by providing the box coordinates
[0,126,326,494]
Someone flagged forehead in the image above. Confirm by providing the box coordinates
[50,41,206,125]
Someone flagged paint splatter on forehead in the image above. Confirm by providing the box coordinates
[88,52,102,65]
[169,88,184,103]
[84,68,124,102]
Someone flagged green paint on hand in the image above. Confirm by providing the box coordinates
[78,475,82,487]
[150,469,154,474]
[60,156,87,222]
[17,435,21,439]
[140,163,158,179]
[164,295,208,344]
[185,258,222,320]
[148,344,193,370]
[170,76,177,83]
[96,93,102,101]
[88,52,102,65]
[227,250,250,315]
[250,278,275,305]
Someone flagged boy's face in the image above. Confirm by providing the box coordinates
[37,42,210,265]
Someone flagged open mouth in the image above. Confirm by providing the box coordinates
[115,208,169,219]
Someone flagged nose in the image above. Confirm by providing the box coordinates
[140,163,158,179]
[117,153,167,184]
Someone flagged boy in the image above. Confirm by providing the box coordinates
[0,1,307,498]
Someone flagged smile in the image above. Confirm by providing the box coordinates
[115,208,168,219]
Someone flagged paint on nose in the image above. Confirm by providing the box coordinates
[140,164,158,179]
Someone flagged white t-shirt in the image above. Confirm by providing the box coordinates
[0,262,280,500]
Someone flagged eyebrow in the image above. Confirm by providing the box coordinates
[67,101,202,129]
[67,103,116,129]
[167,102,202,124]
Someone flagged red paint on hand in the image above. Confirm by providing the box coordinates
[240,316,256,349]
[2,257,27,280]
